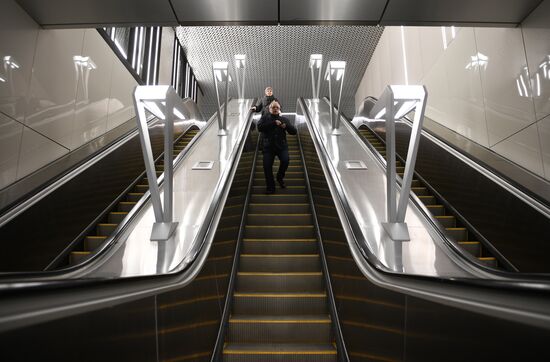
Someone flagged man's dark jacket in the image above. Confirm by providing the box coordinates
[257,113,297,151]
[254,95,280,115]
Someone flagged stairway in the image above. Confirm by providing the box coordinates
[223,135,337,361]
[68,128,200,266]
[357,126,498,268]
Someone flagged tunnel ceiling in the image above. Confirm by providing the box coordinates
[176,25,383,118]
[16,0,543,28]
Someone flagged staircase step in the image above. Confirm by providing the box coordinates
[425,205,445,216]
[245,225,315,239]
[127,192,145,202]
[242,239,318,254]
[252,185,306,194]
[239,254,320,272]
[227,314,331,343]
[223,343,337,362]
[118,201,137,212]
[84,236,107,251]
[254,178,305,186]
[411,187,429,196]
[69,251,91,265]
[417,196,436,205]
[236,272,324,293]
[478,257,497,268]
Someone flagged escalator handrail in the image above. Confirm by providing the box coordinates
[298,97,550,331]
[361,96,550,219]
[0,100,257,334]
[329,97,518,273]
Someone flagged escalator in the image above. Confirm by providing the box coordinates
[222,135,338,361]
[68,127,200,266]
[0,102,550,362]
[356,126,499,268]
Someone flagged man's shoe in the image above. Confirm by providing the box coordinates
[276,176,286,188]
[266,188,275,194]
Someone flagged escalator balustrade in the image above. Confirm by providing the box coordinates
[357,126,498,268]
[68,128,200,266]
[222,135,338,361]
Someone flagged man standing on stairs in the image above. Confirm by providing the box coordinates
[258,100,297,194]
[251,86,280,115]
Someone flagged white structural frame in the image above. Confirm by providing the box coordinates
[309,54,323,99]
[133,85,186,241]
[370,85,428,241]
[325,61,346,135]
[234,54,246,100]
[212,61,230,136]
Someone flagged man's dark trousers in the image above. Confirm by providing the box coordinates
[263,147,289,191]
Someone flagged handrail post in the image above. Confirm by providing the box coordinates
[213,61,231,136]
[133,85,184,241]
[324,61,346,135]
[371,85,428,241]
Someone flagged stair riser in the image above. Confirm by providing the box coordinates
[252,186,306,194]
[247,215,312,226]
[446,228,468,241]
[248,204,310,213]
[223,353,336,362]
[227,321,331,343]
[245,226,315,239]
[250,195,308,204]
[242,241,318,254]
[236,275,324,293]
[96,224,117,236]
[233,297,328,316]
[254,178,305,186]
[108,213,127,224]
[459,243,481,257]
[435,217,456,228]
[240,256,320,272]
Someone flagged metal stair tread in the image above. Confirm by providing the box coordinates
[229,314,331,322]
[223,343,337,354]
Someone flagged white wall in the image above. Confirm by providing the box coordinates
[355,1,550,181]
[0,0,137,190]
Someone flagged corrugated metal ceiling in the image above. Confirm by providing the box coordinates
[176,25,383,118]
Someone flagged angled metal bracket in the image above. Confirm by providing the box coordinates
[371,85,428,241]
[133,85,184,241]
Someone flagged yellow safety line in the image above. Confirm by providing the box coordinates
[223,350,336,355]
[234,293,326,298]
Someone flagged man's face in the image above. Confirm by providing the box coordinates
[265,88,273,96]
[270,103,280,115]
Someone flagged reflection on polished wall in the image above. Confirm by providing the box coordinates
[0,0,142,190]
[355,0,550,181]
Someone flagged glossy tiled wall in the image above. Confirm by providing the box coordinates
[355,1,550,181]
[0,0,139,190]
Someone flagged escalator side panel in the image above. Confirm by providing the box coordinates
[0,124,175,272]
[299,120,550,361]
[0,126,258,362]
[368,120,550,273]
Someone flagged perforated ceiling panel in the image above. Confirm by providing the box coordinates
[176,26,383,118]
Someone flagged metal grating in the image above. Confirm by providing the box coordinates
[176,26,383,118]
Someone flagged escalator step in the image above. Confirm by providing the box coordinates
[241,239,318,254]
[248,203,310,214]
[239,254,320,272]
[446,227,468,241]
[97,223,117,236]
[253,178,305,186]
[245,226,315,239]
[478,257,497,268]
[411,187,429,196]
[236,272,324,292]
[426,204,445,216]
[84,236,107,251]
[252,185,306,194]
[250,194,308,204]
[232,293,328,315]
[435,215,456,228]
[227,315,332,343]
[458,241,481,257]
[69,251,91,265]
[247,214,312,226]
[223,343,337,362]
[134,184,149,193]
[118,201,137,212]
[417,196,436,205]
[108,211,128,224]
[127,192,145,202]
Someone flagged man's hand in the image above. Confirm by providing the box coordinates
[280,122,286,129]
[275,120,282,126]
[251,106,256,111]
